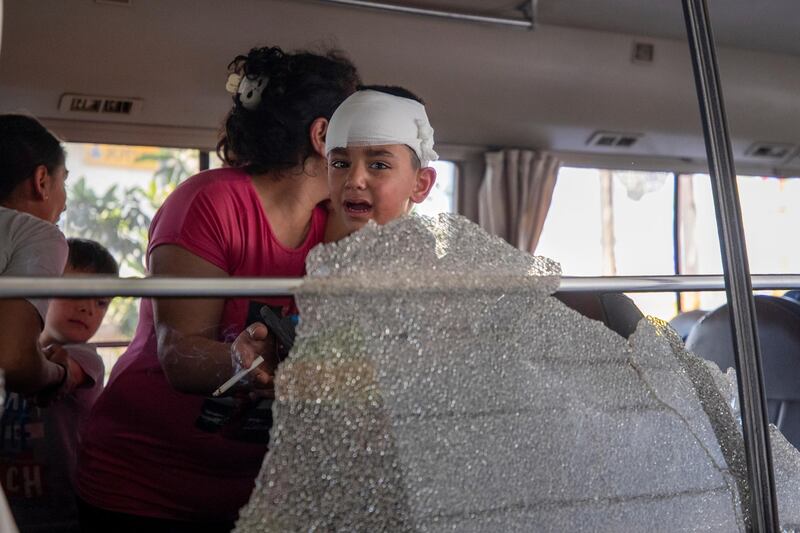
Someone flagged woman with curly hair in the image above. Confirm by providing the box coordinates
[76,47,360,532]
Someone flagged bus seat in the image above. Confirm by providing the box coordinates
[669,309,708,341]
[685,295,800,448]
[783,290,800,303]
[555,292,644,339]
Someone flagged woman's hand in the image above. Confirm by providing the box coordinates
[230,322,276,392]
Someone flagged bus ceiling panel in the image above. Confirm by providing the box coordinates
[538,0,800,57]
[0,0,799,161]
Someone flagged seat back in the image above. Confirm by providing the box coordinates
[555,291,644,339]
[669,309,707,341]
[685,295,800,448]
[782,290,800,303]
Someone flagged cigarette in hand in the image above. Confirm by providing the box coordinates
[212,355,265,397]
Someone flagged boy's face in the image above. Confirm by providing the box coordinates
[43,266,110,344]
[328,144,436,233]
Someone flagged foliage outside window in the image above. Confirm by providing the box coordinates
[61,143,198,339]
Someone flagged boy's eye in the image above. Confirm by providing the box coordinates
[330,160,349,169]
[370,161,390,170]
[97,299,110,309]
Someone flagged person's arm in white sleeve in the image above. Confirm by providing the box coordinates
[0,216,70,394]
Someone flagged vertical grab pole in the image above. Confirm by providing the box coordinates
[681,0,779,530]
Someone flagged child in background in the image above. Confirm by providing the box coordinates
[0,238,118,533]
[325,85,439,239]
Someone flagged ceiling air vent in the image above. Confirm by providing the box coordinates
[587,131,642,149]
[745,142,795,159]
[58,94,142,116]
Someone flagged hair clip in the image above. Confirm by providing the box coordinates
[238,75,268,111]
[225,73,243,95]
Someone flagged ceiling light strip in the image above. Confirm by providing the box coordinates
[314,0,533,29]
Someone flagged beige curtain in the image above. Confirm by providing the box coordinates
[478,149,560,252]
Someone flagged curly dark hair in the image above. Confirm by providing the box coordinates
[0,114,65,202]
[217,46,361,175]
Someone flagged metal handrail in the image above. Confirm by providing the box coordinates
[2,274,800,298]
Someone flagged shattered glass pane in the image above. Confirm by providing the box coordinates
[699,364,800,532]
[235,214,797,532]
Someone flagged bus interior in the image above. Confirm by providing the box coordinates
[2,0,800,530]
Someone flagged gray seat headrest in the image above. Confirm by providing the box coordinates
[669,309,708,341]
[555,291,644,339]
[686,295,800,402]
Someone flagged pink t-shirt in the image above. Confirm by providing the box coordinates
[75,168,327,522]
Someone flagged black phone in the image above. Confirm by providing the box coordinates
[258,305,297,359]
[243,302,298,361]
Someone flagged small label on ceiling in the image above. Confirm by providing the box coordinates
[58,94,143,116]
[632,42,655,64]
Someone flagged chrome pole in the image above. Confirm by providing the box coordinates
[682,0,778,530]
[313,0,533,29]
[2,274,800,298]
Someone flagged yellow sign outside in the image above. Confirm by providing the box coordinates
[83,144,161,170]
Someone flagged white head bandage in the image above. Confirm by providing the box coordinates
[326,90,438,166]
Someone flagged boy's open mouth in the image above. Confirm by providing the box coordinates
[344,200,373,216]
[69,318,89,330]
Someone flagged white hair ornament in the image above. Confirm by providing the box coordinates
[225,74,268,111]
[326,90,439,166]
[225,73,242,94]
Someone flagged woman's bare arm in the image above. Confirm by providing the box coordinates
[151,244,271,395]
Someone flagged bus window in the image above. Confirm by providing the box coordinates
[680,173,800,311]
[412,160,458,217]
[207,150,225,170]
[536,167,678,320]
[538,167,800,322]
[61,142,199,375]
